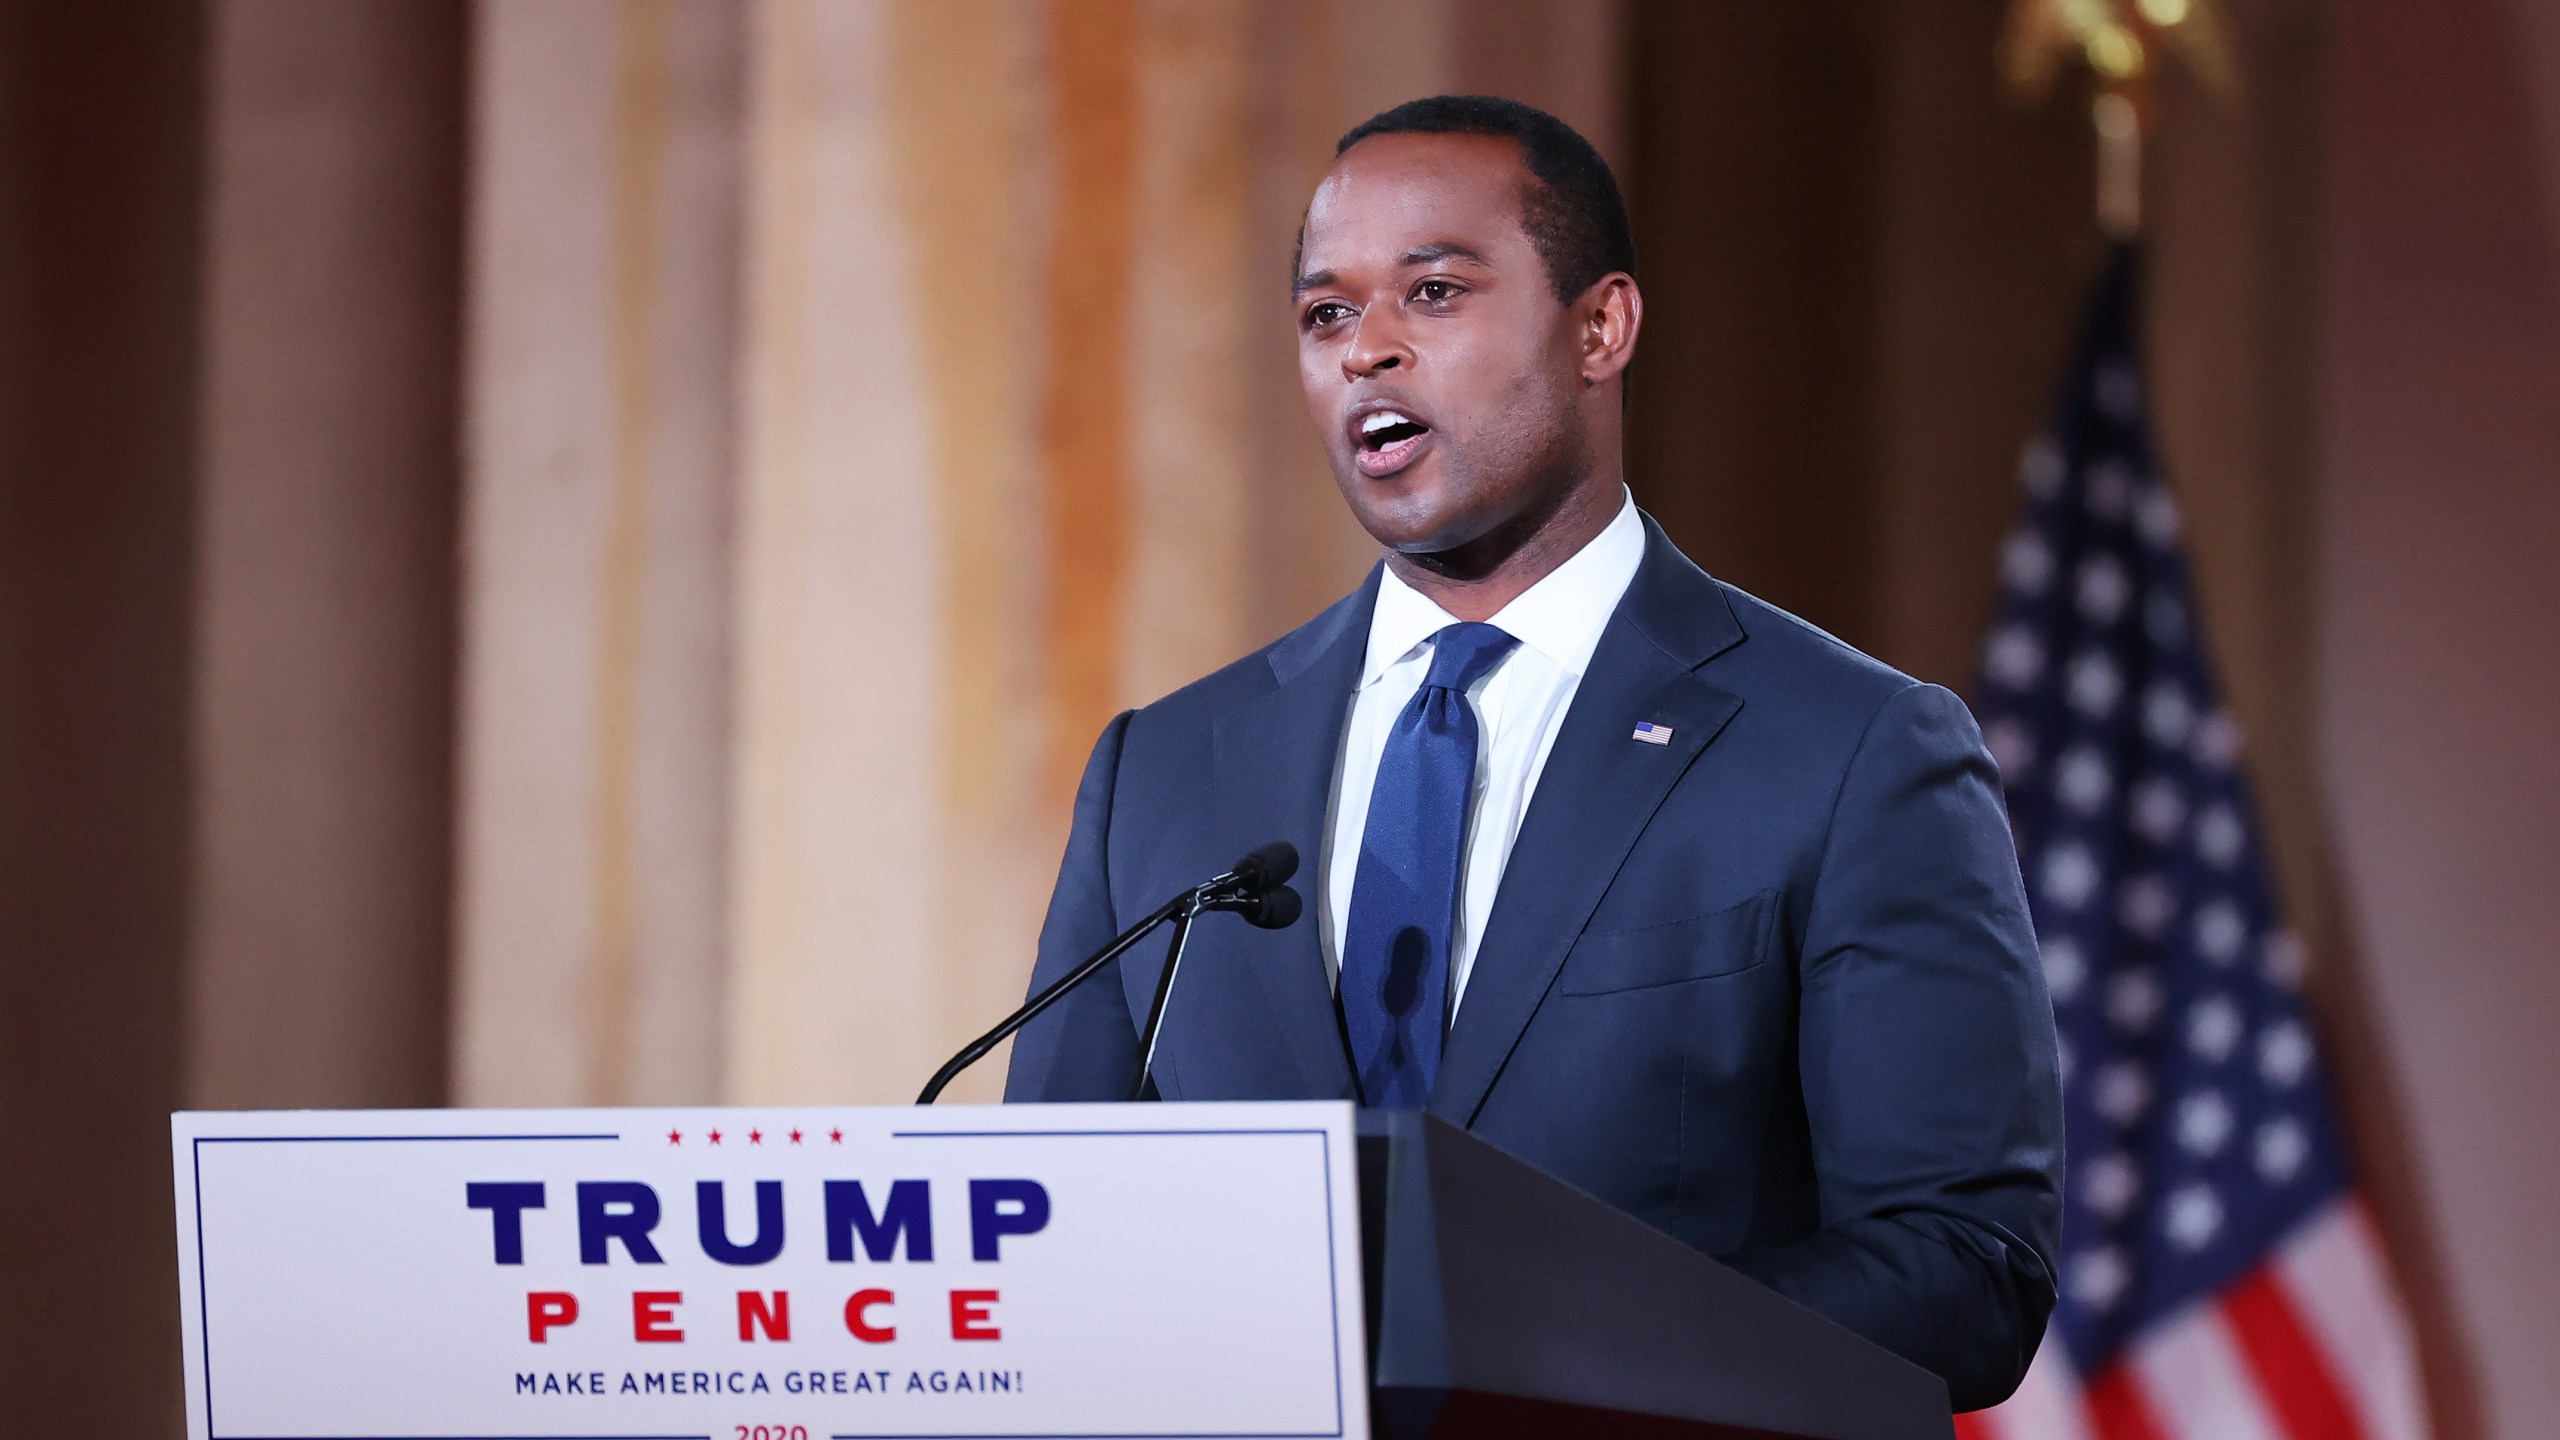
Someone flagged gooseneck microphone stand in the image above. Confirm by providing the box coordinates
[914,842,1302,1105]
[1126,874,1301,1101]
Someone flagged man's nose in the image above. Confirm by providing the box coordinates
[1343,311,1412,378]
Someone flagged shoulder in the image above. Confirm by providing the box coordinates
[1703,577,1929,724]
[1699,584,1997,828]
[1621,514,1927,728]
[1659,565,1996,805]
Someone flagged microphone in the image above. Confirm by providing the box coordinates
[915,842,1306,1105]
[1198,841,1299,928]
[1222,840,1299,895]
[1221,883,1302,930]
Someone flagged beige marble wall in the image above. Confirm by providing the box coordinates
[727,0,954,1102]
[455,0,743,1105]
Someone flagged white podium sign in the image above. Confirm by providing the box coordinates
[173,1102,1368,1440]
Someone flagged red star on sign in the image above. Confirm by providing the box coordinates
[667,1130,681,1145]
[708,1128,724,1146]
[829,1128,844,1144]
[788,1129,804,1145]
[748,1129,763,1145]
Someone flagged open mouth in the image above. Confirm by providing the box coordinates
[1353,408,1434,478]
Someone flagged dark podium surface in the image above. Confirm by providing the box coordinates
[1355,1111,1956,1440]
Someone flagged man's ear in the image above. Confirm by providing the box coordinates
[1580,273,1642,387]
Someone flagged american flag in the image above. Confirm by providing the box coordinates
[1958,249,2428,1440]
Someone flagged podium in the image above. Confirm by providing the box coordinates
[173,1102,1955,1440]
[1357,1110,1952,1440]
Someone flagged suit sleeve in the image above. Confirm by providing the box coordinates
[1721,682,2064,1411]
[1003,710,1143,1101]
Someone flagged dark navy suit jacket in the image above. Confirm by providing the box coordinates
[1005,515,2063,1409]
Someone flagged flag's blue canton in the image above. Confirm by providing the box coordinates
[1972,249,2352,1379]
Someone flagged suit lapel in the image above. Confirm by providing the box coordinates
[1431,518,1748,1124]
[1200,571,1377,1099]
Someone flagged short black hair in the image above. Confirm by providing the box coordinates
[1333,95,1635,303]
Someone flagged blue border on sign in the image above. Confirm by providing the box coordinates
[865,1126,1348,1440]
[185,1122,1355,1440]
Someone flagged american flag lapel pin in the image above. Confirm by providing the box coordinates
[1631,721,1673,745]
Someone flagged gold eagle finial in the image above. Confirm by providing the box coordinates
[1999,0,2238,236]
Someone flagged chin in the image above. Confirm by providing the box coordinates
[1356,502,1498,560]
[1337,463,1472,550]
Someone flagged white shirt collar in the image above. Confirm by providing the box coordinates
[1359,487,1646,688]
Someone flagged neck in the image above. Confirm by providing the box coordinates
[1384,470,1625,623]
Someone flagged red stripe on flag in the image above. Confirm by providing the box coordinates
[1952,1411,1996,1440]
[2086,1361,2169,1440]
[2225,1266,2369,1440]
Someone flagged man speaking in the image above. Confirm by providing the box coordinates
[1004,95,2062,1410]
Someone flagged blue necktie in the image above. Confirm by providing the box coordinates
[1341,621,1520,1108]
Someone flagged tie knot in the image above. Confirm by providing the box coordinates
[1421,622,1519,693]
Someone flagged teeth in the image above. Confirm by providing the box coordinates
[1361,411,1412,435]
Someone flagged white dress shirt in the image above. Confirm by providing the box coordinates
[1321,488,1647,1013]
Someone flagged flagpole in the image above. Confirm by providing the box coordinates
[2093,91,2141,241]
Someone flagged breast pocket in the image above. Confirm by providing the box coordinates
[1556,889,1779,996]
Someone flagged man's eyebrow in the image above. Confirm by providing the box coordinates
[1291,268,1336,299]
[1401,242,1492,268]
[1292,244,1493,298]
